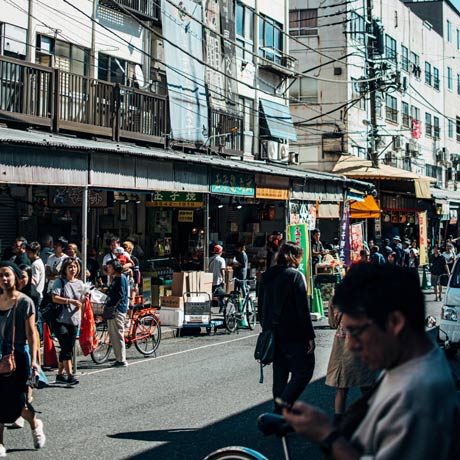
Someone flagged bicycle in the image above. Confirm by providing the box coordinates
[223,278,257,334]
[91,304,161,364]
[204,413,293,460]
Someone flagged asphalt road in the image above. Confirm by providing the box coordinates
[3,295,441,460]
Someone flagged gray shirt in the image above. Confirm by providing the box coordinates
[52,278,84,326]
[0,294,34,345]
[352,346,460,460]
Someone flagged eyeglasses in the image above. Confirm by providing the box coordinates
[343,321,373,340]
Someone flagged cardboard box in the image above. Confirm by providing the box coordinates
[159,307,184,327]
[172,272,188,297]
[199,272,213,295]
[160,296,184,309]
[225,279,235,294]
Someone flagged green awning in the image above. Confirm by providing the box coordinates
[260,99,298,142]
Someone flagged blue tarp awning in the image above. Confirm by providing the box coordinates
[260,99,298,142]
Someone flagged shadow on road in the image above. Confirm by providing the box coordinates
[109,378,338,460]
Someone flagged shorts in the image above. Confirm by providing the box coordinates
[431,274,441,286]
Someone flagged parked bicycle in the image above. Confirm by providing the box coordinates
[91,304,161,364]
[204,413,293,460]
[223,278,257,333]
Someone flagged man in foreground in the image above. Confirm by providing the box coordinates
[283,263,459,459]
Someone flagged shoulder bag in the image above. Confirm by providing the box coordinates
[40,279,65,325]
[0,300,18,377]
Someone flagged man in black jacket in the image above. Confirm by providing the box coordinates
[259,241,315,412]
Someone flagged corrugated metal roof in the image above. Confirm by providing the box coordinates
[0,127,371,188]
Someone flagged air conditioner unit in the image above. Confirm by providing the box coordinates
[384,152,394,164]
[288,151,299,165]
[152,38,164,63]
[392,135,402,150]
[406,140,420,157]
[260,140,280,161]
[279,143,289,161]
[436,148,447,164]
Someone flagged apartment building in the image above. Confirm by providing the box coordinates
[289,0,460,241]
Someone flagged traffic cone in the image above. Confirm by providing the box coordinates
[421,266,431,290]
[43,324,58,368]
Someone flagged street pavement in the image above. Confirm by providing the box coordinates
[3,294,442,460]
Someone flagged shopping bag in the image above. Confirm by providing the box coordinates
[79,298,98,356]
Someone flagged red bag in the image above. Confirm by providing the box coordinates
[79,298,97,356]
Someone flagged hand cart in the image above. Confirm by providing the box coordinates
[177,292,223,336]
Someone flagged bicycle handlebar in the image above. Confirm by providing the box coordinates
[257,413,293,438]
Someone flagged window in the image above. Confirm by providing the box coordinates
[352,78,366,110]
[449,119,454,138]
[434,116,440,139]
[433,67,440,90]
[448,66,453,91]
[402,102,410,127]
[410,51,420,78]
[447,20,452,42]
[0,23,27,59]
[385,34,397,63]
[98,53,138,86]
[385,94,398,123]
[376,96,382,118]
[349,11,365,43]
[456,116,460,142]
[239,96,254,154]
[259,15,283,64]
[457,29,460,50]
[425,113,432,137]
[457,73,460,95]
[290,77,318,103]
[289,9,317,36]
[411,105,420,122]
[425,62,432,85]
[236,2,254,61]
[401,46,408,71]
[36,35,89,76]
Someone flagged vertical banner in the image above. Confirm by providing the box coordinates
[351,222,364,262]
[162,0,208,142]
[418,211,428,266]
[339,200,351,266]
[287,224,312,297]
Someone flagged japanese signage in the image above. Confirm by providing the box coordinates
[412,119,421,139]
[162,0,208,142]
[256,188,289,200]
[289,202,317,230]
[49,187,107,208]
[339,201,351,265]
[418,211,428,266]
[351,222,364,262]
[210,172,255,196]
[178,210,194,222]
[147,192,203,208]
[287,224,312,296]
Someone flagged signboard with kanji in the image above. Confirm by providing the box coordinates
[147,192,203,208]
[210,171,255,196]
[287,223,312,296]
[178,210,194,222]
[49,187,107,208]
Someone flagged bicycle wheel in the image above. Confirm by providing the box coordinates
[225,299,238,333]
[245,298,257,330]
[134,314,161,356]
[91,321,112,364]
[204,446,269,460]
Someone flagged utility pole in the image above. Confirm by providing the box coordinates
[366,0,379,168]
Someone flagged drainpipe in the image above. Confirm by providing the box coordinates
[26,0,33,62]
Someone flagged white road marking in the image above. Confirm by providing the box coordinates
[83,333,259,376]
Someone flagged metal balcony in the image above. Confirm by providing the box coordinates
[99,0,161,22]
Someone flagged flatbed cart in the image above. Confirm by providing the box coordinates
[177,291,223,336]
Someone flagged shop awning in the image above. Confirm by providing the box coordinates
[431,188,460,206]
[260,99,298,142]
[332,156,436,183]
[414,179,431,199]
[350,195,381,219]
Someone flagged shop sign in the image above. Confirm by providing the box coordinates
[339,201,350,265]
[418,211,428,266]
[147,191,203,208]
[210,172,255,196]
[450,209,458,225]
[351,222,364,262]
[287,224,312,296]
[256,187,289,200]
[178,210,194,222]
[289,202,316,230]
[49,187,107,207]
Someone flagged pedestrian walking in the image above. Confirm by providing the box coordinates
[51,258,84,385]
[209,245,226,297]
[369,246,386,265]
[430,246,450,301]
[39,235,54,265]
[443,242,457,273]
[232,242,248,296]
[284,263,460,460]
[0,262,46,455]
[26,242,45,302]
[105,260,129,367]
[45,237,69,290]
[258,241,315,413]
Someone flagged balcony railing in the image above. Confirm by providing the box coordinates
[99,0,160,21]
[209,109,243,155]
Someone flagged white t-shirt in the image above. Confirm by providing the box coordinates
[31,258,46,297]
[46,254,69,291]
[102,250,130,267]
[209,254,226,286]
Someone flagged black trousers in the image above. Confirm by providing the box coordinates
[273,341,315,409]
[53,321,78,362]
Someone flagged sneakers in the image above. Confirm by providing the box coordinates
[0,443,6,457]
[10,416,25,429]
[55,373,67,383]
[111,360,128,367]
[32,419,46,449]
[67,374,79,385]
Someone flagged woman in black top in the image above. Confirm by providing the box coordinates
[259,242,316,412]
[0,262,45,454]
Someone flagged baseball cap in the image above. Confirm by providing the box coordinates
[213,245,223,254]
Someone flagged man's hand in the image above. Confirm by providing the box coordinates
[307,339,315,354]
[282,402,333,443]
